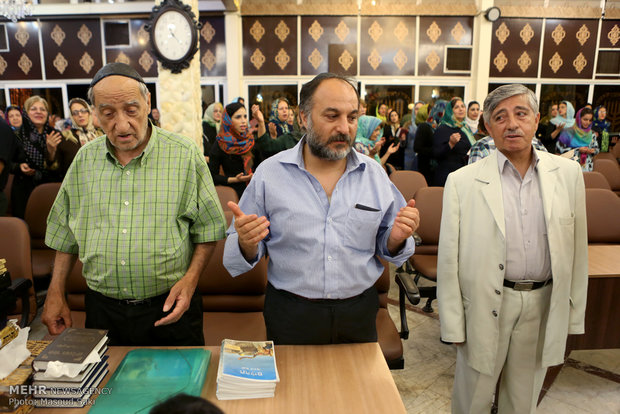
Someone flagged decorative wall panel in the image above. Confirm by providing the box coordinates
[104,18,157,78]
[40,19,102,79]
[242,16,297,76]
[418,17,472,76]
[0,21,42,81]
[489,18,542,78]
[301,16,356,76]
[360,16,415,76]
[541,19,597,79]
[199,15,226,77]
[600,20,620,49]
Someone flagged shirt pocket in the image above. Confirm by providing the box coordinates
[344,207,382,252]
[559,214,574,226]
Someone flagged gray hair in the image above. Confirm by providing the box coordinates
[483,84,538,124]
[299,72,359,118]
[87,81,149,107]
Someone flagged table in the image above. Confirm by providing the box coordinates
[34,342,406,414]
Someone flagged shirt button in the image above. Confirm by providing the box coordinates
[492,310,498,317]
[121,260,126,265]
[499,264,504,270]
[124,201,129,206]
[328,217,333,223]
[327,294,332,299]
[495,289,501,295]
[123,288,128,292]
[122,229,127,234]
[126,171,131,175]
[523,209,528,215]
[327,256,333,261]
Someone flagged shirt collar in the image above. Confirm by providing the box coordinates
[105,122,157,166]
[496,146,540,174]
[279,135,366,173]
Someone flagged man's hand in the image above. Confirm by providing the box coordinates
[41,289,72,335]
[154,275,196,327]
[387,199,420,255]
[228,201,270,261]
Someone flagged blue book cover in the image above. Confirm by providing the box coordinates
[219,339,279,382]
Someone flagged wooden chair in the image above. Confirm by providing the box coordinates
[583,171,611,190]
[585,188,620,243]
[0,217,37,326]
[389,170,428,201]
[593,159,620,196]
[24,182,61,280]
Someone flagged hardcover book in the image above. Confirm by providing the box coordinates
[32,328,108,371]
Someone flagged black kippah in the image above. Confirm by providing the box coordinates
[90,62,145,88]
[225,102,245,118]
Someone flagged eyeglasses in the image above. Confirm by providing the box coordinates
[71,109,89,116]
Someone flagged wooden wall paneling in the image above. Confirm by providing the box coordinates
[360,16,415,76]
[600,20,620,48]
[489,18,542,78]
[242,16,297,76]
[301,16,357,76]
[418,16,472,77]
[199,15,226,77]
[541,19,598,79]
[104,18,157,78]
[0,21,43,81]
[40,19,102,80]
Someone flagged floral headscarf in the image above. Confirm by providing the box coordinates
[440,99,476,145]
[355,115,383,163]
[551,100,575,128]
[592,106,610,132]
[203,102,223,133]
[216,103,254,174]
[558,107,594,149]
[68,98,102,146]
[269,98,290,135]
[427,100,447,129]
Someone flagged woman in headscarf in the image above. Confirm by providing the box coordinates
[414,101,445,185]
[556,107,599,171]
[547,100,576,153]
[592,106,611,152]
[202,102,223,161]
[5,106,23,135]
[354,115,383,164]
[432,97,475,186]
[379,109,405,171]
[465,101,480,135]
[52,97,103,178]
[375,103,388,123]
[208,102,258,199]
[269,98,290,137]
[11,96,62,218]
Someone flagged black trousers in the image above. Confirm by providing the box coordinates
[85,288,204,346]
[263,283,379,345]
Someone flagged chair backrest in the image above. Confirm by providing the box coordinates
[0,217,37,324]
[593,152,617,163]
[611,143,620,160]
[24,182,61,248]
[413,187,444,249]
[389,171,428,201]
[585,188,620,243]
[593,159,620,191]
[215,186,239,211]
[583,171,611,190]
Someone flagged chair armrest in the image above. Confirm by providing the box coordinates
[395,263,421,340]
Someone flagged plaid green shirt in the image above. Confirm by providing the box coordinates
[46,126,226,300]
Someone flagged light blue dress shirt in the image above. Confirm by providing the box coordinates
[223,138,415,299]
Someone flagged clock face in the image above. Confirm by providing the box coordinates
[153,10,194,61]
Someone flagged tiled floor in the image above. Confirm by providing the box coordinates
[385,279,620,414]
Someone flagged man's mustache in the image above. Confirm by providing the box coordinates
[326,134,352,145]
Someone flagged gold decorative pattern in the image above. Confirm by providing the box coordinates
[18,53,32,75]
[338,49,353,71]
[495,22,510,44]
[202,49,216,71]
[309,20,323,42]
[573,52,587,74]
[201,21,216,43]
[519,23,534,45]
[53,52,68,74]
[274,48,290,70]
[368,48,382,70]
[79,52,94,73]
[137,24,150,45]
[138,50,154,72]
[368,21,383,43]
[426,21,441,43]
[425,50,440,70]
[576,24,591,46]
[250,48,266,70]
[394,21,408,43]
[493,50,508,72]
[115,51,130,65]
[549,51,563,73]
[308,48,323,70]
[517,51,532,72]
[451,22,465,43]
[275,20,290,43]
[393,49,407,70]
[335,20,350,42]
[551,24,566,46]
[51,25,66,47]
[77,24,92,46]
[250,20,265,43]
[0,55,7,75]
[15,26,29,47]
[608,25,620,46]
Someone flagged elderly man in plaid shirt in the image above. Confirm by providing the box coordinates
[42,63,226,346]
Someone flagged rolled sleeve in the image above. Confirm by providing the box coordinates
[45,185,79,254]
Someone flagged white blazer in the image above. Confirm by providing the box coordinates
[437,150,588,376]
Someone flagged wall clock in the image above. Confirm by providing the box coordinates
[146,0,202,74]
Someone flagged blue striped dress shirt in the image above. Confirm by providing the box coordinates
[223,138,415,299]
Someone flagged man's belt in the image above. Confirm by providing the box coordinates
[503,278,552,291]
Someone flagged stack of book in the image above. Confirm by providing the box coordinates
[31,328,109,408]
[216,339,280,400]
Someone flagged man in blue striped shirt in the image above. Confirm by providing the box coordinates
[223,73,419,345]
